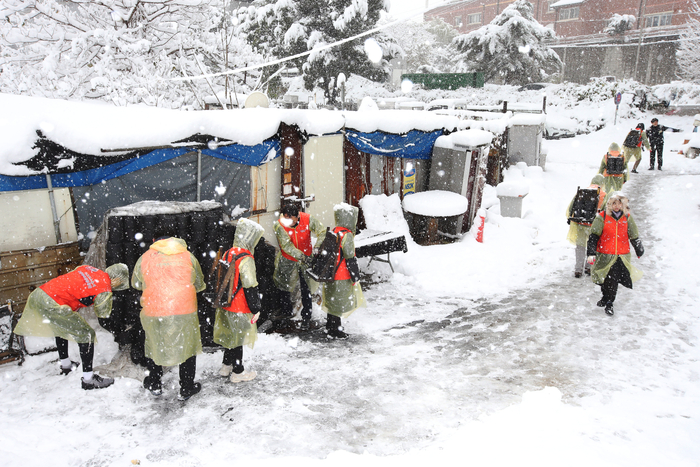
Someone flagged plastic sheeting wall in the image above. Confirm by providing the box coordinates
[72,153,250,249]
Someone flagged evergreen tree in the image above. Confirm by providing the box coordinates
[237,0,400,104]
[384,18,458,73]
[452,0,561,85]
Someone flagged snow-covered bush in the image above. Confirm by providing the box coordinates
[604,14,636,35]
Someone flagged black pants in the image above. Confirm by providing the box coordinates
[601,258,633,304]
[223,346,244,374]
[279,270,313,320]
[145,355,197,390]
[650,143,663,168]
[55,337,94,372]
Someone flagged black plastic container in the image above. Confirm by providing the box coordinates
[107,216,124,244]
[175,212,191,241]
[138,215,157,242]
[122,216,138,243]
[105,243,124,266]
[123,242,142,271]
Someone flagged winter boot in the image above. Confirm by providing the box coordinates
[648,166,654,170]
[605,302,614,316]
[143,375,162,396]
[219,364,233,377]
[596,298,606,307]
[299,317,311,331]
[229,370,257,383]
[178,382,202,401]
[327,327,348,339]
[82,374,115,390]
[574,272,582,278]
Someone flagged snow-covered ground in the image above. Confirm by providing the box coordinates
[1,102,699,465]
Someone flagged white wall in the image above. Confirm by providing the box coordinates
[249,158,282,247]
[304,134,345,228]
[0,188,79,252]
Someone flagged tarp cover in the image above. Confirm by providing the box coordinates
[345,130,443,160]
[0,136,279,192]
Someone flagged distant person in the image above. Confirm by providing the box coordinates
[273,202,326,331]
[566,174,607,278]
[625,123,651,174]
[586,192,644,316]
[13,263,129,390]
[646,118,680,170]
[597,142,627,193]
[132,232,206,400]
[213,218,264,383]
[322,204,366,339]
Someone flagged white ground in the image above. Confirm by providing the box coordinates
[1,112,699,466]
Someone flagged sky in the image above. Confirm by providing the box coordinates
[1,82,699,466]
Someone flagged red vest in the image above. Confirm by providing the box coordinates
[40,265,112,311]
[222,247,253,314]
[333,227,352,281]
[280,212,312,261]
[596,212,630,255]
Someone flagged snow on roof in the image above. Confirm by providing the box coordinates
[434,129,494,149]
[550,0,584,7]
[509,113,546,126]
[0,93,460,176]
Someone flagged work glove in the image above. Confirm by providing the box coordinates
[586,256,596,265]
[251,312,260,324]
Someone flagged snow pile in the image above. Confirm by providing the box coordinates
[402,190,469,217]
[358,193,411,236]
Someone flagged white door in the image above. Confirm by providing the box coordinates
[303,134,345,228]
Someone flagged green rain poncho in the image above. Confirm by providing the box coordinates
[566,174,607,247]
[272,212,326,293]
[131,237,205,367]
[13,263,129,344]
[322,203,367,318]
[213,218,264,350]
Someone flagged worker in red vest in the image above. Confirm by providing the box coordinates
[213,218,264,383]
[322,203,366,338]
[273,202,327,331]
[14,263,129,390]
[586,192,644,316]
[132,231,205,400]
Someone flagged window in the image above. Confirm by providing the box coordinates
[645,13,672,28]
[454,15,462,27]
[559,6,579,21]
[468,13,482,24]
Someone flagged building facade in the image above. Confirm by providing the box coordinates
[425,0,695,84]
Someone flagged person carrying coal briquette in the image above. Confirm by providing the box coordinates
[626,123,651,174]
[213,218,264,383]
[566,174,607,278]
[646,117,680,171]
[322,203,366,339]
[597,142,627,193]
[586,192,644,316]
[273,202,326,331]
[132,230,206,401]
[13,263,129,390]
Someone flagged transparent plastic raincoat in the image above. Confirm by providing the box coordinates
[131,237,205,367]
[213,218,264,350]
[322,204,367,318]
[566,174,607,247]
[14,264,128,344]
[272,212,326,293]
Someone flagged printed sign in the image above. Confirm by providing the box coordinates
[403,164,416,197]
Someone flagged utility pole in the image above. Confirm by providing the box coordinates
[633,0,648,82]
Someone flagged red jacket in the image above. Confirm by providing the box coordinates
[40,265,112,311]
[221,247,253,314]
[279,212,312,261]
[596,212,630,255]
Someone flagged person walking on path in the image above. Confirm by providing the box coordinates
[13,263,129,390]
[213,218,264,383]
[646,118,680,170]
[597,142,627,193]
[132,233,206,400]
[625,123,651,174]
[273,202,326,331]
[567,174,607,278]
[322,204,366,339]
[586,192,644,316]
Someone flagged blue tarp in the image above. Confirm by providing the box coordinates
[0,138,280,192]
[345,129,443,160]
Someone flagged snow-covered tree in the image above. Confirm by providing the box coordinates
[452,0,561,85]
[237,0,401,104]
[604,14,636,35]
[0,0,261,108]
[384,18,458,73]
[677,0,700,84]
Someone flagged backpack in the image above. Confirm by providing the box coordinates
[606,154,625,175]
[623,129,642,148]
[205,247,252,308]
[307,227,350,282]
[568,187,600,225]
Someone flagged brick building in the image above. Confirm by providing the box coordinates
[425,0,696,84]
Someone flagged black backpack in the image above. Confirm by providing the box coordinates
[307,227,349,282]
[606,155,625,175]
[623,129,642,148]
[568,187,599,224]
